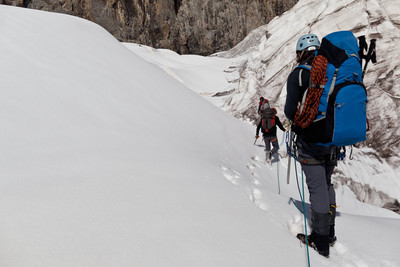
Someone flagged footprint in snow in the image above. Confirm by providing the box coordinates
[287,214,308,236]
[250,188,268,211]
[247,163,261,170]
[251,177,261,185]
[221,166,241,185]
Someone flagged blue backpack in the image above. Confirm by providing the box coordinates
[296,31,368,147]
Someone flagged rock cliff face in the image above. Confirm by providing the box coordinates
[0,0,297,55]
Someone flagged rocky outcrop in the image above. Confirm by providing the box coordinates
[0,0,298,55]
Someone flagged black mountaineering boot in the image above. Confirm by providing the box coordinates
[296,232,329,257]
[311,210,330,257]
[329,226,337,246]
[309,232,329,257]
[329,204,337,246]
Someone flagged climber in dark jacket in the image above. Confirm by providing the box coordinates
[284,33,337,258]
[256,106,285,161]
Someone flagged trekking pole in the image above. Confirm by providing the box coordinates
[286,122,293,184]
[301,169,311,267]
[254,136,258,145]
[358,35,368,68]
[362,39,377,78]
[276,153,281,194]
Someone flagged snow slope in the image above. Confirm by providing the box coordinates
[1,4,400,267]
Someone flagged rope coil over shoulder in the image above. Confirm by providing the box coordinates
[294,55,328,128]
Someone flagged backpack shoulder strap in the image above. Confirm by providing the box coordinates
[295,64,311,71]
[295,64,311,87]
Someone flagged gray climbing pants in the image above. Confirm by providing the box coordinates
[264,136,279,154]
[296,137,337,214]
[301,163,336,214]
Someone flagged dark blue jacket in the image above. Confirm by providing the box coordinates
[285,63,337,163]
[284,67,310,122]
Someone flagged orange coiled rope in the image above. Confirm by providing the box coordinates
[294,55,328,128]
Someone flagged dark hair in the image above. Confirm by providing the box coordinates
[297,50,316,64]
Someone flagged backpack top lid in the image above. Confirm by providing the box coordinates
[318,31,360,68]
[262,107,276,118]
[260,99,270,109]
[325,31,359,56]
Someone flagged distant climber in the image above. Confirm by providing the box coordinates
[255,98,285,162]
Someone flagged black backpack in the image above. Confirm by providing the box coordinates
[261,108,276,132]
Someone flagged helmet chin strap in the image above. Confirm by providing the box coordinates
[300,50,306,59]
